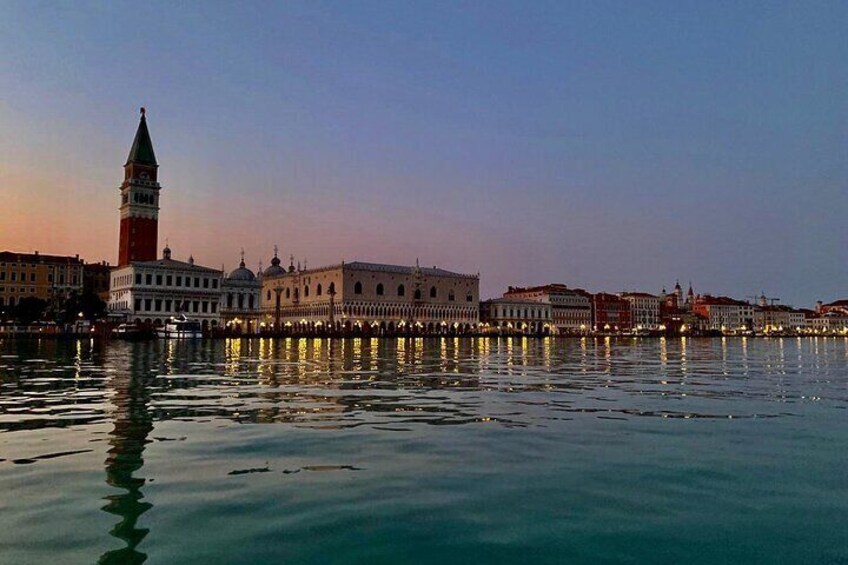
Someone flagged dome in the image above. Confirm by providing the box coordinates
[263,248,286,277]
[229,258,256,281]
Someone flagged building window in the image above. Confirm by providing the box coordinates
[329,282,335,294]
[430,286,437,298]
[145,274,152,285]
[194,277,200,288]
[193,301,199,313]
[0,273,4,281]
[316,284,322,296]
[448,290,455,301]
[227,294,233,308]
[155,299,162,311]
[266,290,271,301]
[135,298,141,311]
[144,299,152,311]
[414,289,422,300]
[304,285,309,297]
[376,283,384,296]
[354,281,362,295]
[285,288,290,299]
[466,293,473,302]
[166,275,172,286]
[165,299,172,311]
[30,273,36,282]
[211,303,217,314]
[397,284,405,297]
[10,273,16,282]
[212,279,218,289]
[202,301,208,313]
[203,278,209,289]
[156,275,163,286]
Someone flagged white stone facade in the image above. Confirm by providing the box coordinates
[502,284,591,333]
[108,248,223,328]
[260,261,479,333]
[620,292,661,330]
[480,298,552,334]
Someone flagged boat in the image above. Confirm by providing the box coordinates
[156,315,203,339]
[111,322,149,340]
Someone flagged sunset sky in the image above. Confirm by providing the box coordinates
[1,1,845,304]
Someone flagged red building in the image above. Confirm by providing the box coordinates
[592,292,631,332]
[118,108,161,267]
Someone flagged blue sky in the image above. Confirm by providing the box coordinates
[1,1,845,304]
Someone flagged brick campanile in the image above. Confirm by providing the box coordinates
[118,108,161,266]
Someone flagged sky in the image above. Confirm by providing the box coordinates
[1,1,845,305]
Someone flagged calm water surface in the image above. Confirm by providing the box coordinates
[0,337,846,564]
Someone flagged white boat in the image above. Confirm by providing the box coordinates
[157,315,203,339]
[112,322,147,340]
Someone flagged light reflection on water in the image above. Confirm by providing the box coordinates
[0,337,847,564]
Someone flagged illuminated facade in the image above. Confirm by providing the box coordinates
[592,293,631,332]
[260,259,479,333]
[619,292,661,330]
[692,295,755,332]
[108,245,223,327]
[480,297,552,334]
[220,253,263,333]
[502,284,591,333]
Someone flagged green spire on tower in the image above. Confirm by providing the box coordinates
[126,107,157,166]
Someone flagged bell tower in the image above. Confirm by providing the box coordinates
[118,107,161,266]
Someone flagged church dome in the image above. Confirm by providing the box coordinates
[263,247,286,277]
[229,258,256,281]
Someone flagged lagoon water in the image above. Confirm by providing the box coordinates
[0,337,846,564]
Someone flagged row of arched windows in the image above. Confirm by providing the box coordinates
[352,282,472,302]
[264,281,474,304]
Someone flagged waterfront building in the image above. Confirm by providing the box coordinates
[691,295,755,332]
[0,251,84,312]
[807,311,848,334]
[816,299,848,316]
[108,245,223,328]
[220,252,263,333]
[619,292,661,330]
[83,261,112,302]
[592,293,631,332]
[502,284,591,334]
[260,256,480,333]
[753,303,807,333]
[480,297,552,334]
[107,110,223,328]
[118,108,161,267]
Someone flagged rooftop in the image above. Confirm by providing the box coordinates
[0,251,83,264]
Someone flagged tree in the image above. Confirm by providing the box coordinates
[14,297,48,324]
[56,292,107,324]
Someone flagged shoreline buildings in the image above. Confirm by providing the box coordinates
[259,257,480,334]
[4,109,847,336]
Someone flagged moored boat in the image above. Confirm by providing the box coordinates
[157,315,203,339]
[111,322,150,340]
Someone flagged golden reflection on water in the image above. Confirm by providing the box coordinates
[4,335,848,563]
